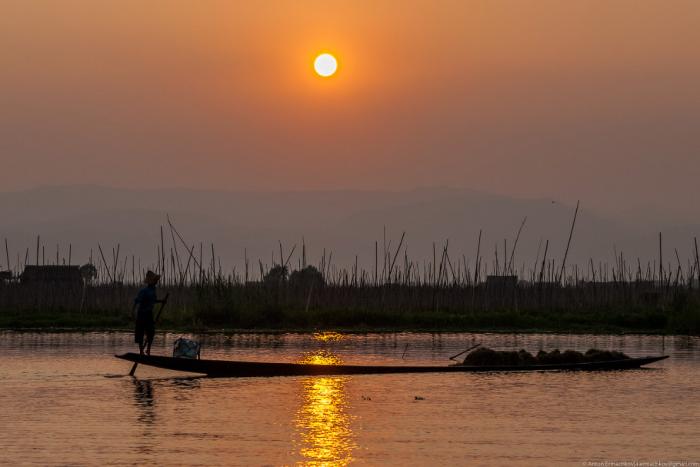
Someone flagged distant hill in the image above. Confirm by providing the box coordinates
[0,185,698,276]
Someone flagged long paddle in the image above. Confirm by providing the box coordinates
[449,343,481,362]
[129,293,170,377]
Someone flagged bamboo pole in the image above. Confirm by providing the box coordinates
[539,240,549,285]
[558,200,580,283]
[659,232,663,285]
[387,232,406,283]
[160,225,165,275]
[284,244,296,269]
[532,239,543,282]
[97,244,113,283]
[4,239,10,273]
[474,230,482,285]
[374,241,378,286]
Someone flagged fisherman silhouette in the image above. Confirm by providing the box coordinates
[133,270,166,355]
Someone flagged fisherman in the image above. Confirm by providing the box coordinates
[133,270,166,355]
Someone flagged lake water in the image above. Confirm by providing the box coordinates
[0,331,698,466]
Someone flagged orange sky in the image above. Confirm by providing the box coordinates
[1,1,699,218]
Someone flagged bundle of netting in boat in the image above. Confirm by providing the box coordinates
[461,347,630,366]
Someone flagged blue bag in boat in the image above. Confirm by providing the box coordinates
[173,337,201,359]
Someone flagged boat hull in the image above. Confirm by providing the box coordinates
[116,353,668,377]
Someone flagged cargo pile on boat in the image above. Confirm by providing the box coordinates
[461,347,630,366]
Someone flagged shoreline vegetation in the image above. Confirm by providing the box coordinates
[1,282,699,335]
[2,222,700,335]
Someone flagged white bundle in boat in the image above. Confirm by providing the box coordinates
[173,337,201,359]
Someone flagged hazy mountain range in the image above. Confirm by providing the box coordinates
[0,185,698,276]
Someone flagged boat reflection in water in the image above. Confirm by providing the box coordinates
[295,350,356,466]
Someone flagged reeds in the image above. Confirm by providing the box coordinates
[1,224,700,333]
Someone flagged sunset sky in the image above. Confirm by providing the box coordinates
[2,1,699,218]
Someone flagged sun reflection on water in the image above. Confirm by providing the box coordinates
[312,332,346,343]
[295,351,356,466]
[299,350,344,366]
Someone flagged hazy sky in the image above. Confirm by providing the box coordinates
[2,1,699,219]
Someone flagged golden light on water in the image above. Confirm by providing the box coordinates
[296,376,355,465]
[295,351,355,465]
[312,332,346,343]
[299,350,343,366]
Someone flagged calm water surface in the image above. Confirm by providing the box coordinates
[0,331,698,466]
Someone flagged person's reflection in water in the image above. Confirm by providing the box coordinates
[130,378,158,459]
[132,379,156,426]
[295,350,356,466]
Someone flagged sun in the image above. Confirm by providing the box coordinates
[314,53,338,77]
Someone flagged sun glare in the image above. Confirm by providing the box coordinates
[314,53,338,77]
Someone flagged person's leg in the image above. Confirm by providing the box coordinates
[145,324,155,355]
[135,321,145,355]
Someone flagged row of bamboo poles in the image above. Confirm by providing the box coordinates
[2,212,699,289]
[1,208,699,317]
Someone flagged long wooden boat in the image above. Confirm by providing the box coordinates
[116,353,668,378]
